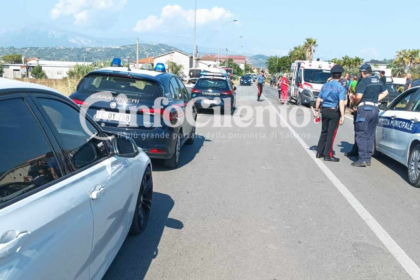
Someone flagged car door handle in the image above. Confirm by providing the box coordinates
[0,230,30,259]
[91,185,105,200]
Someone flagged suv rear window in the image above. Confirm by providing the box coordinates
[78,75,163,101]
[195,78,229,90]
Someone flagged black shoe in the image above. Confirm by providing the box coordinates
[351,161,368,167]
[345,151,358,157]
[324,156,340,162]
[316,154,324,159]
[366,162,371,167]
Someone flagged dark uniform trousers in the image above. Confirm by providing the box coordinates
[317,108,340,157]
[355,105,379,162]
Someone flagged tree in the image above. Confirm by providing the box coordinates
[168,61,184,78]
[244,63,253,73]
[31,66,46,79]
[266,56,291,74]
[288,46,305,61]
[225,59,243,76]
[0,63,3,77]
[2,54,23,64]
[67,64,96,79]
[303,38,318,61]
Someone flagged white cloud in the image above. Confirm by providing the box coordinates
[133,5,233,33]
[50,0,127,25]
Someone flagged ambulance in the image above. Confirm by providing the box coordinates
[289,60,335,106]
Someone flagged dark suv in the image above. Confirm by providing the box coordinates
[191,74,236,114]
[70,67,197,169]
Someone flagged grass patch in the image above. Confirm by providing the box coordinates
[17,78,81,96]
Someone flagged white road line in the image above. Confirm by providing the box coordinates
[263,93,420,280]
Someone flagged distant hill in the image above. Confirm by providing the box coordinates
[248,55,269,68]
[0,44,179,63]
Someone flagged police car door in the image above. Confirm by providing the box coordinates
[387,88,420,158]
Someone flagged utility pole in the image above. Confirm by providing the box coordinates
[193,0,197,68]
[136,38,139,69]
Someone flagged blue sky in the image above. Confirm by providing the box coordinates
[2,0,419,60]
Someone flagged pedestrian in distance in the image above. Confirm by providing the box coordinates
[313,65,347,162]
[380,71,386,85]
[350,64,389,167]
[405,73,413,91]
[279,73,289,104]
[257,70,265,102]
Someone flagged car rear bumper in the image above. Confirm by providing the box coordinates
[193,96,233,109]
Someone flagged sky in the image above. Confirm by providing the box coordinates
[1,0,419,60]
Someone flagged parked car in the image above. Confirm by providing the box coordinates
[375,86,420,186]
[0,78,153,280]
[70,67,197,169]
[191,73,237,114]
[381,83,401,104]
[240,75,252,86]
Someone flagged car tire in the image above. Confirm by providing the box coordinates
[186,125,196,145]
[130,166,153,235]
[164,133,181,169]
[408,144,420,187]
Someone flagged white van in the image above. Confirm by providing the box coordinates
[289,60,335,106]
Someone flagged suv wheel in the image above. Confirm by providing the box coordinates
[130,166,153,235]
[408,144,420,187]
[186,125,196,145]
[164,133,181,169]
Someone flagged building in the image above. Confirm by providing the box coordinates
[153,51,193,79]
[200,55,247,70]
[2,59,93,79]
[131,57,154,69]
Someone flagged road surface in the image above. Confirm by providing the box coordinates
[104,83,420,280]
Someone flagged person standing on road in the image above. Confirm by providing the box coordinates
[351,64,389,167]
[405,73,413,91]
[313,65,347,162]
[257,70,265,102]
[380,71,387,85]
[279,73,289,104]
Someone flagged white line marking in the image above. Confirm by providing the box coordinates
[263,93,420,280]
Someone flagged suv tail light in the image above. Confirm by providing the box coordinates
[72,99,88,106]
[220,90,233,95]
[191,88,202,94]
[139,108,178,124]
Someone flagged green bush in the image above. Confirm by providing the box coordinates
[31,66,46,79]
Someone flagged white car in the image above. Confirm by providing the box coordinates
[0,78,153,279]
[376,86,420,186]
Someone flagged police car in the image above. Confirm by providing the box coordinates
[376,85,420,186]
[69,61,197,169]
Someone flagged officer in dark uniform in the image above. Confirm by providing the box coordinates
[351,64,389,167]
[313,65,347,162]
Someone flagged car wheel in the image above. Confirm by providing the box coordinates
[164,133,181,169]
[130,166,153,235]
[186,125,196,145]
[408,144,420,187]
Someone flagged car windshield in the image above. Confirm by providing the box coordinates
[78,75,163,101]
[304,69,331,84]
[195,79,229,90]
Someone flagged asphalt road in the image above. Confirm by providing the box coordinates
[104,83,420,280]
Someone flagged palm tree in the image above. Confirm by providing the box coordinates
[331,58,343,65]
[342,56,351,68]
[168,62,184,78]
[303,38,318,61]
[353,56,364,67]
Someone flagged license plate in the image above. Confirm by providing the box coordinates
[202,100,219,105]
[96,110,131,122]
[202,92,220,96]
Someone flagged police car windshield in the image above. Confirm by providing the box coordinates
[304,69,331,84]
[78,75,163,101]
[195,78,229,90]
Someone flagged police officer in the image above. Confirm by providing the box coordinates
[351,64,389,167]
[313,65,347,162]
[257,70,265,102]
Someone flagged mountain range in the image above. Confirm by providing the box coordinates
[0,25,268,68]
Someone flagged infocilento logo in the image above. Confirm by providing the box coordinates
[77,91,313,139]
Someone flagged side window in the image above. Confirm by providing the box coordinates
[297,69,303,84]
[391,89,420,112]
[170,78,182,100]
[37,99,109,171]
[176,78,190,100]
[0,99,62,207]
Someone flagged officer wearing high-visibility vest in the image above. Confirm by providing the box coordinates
[313,65,346,162]
[351,64,389,167]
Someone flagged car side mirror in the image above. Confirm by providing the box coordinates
[73,142,98,169]
[379,101,388,111]
[107,133,139,158]
[233,86,237,91]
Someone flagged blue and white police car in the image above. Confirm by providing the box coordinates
[376,85,420,186]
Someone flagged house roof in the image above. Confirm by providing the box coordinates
[133,57,154,64]
[154,50,192,59]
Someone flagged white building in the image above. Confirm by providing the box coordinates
[2,59,93,79]
[153,51,193,80]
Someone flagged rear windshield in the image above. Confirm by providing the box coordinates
[195,78,229,90]
[78,75,163,101]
